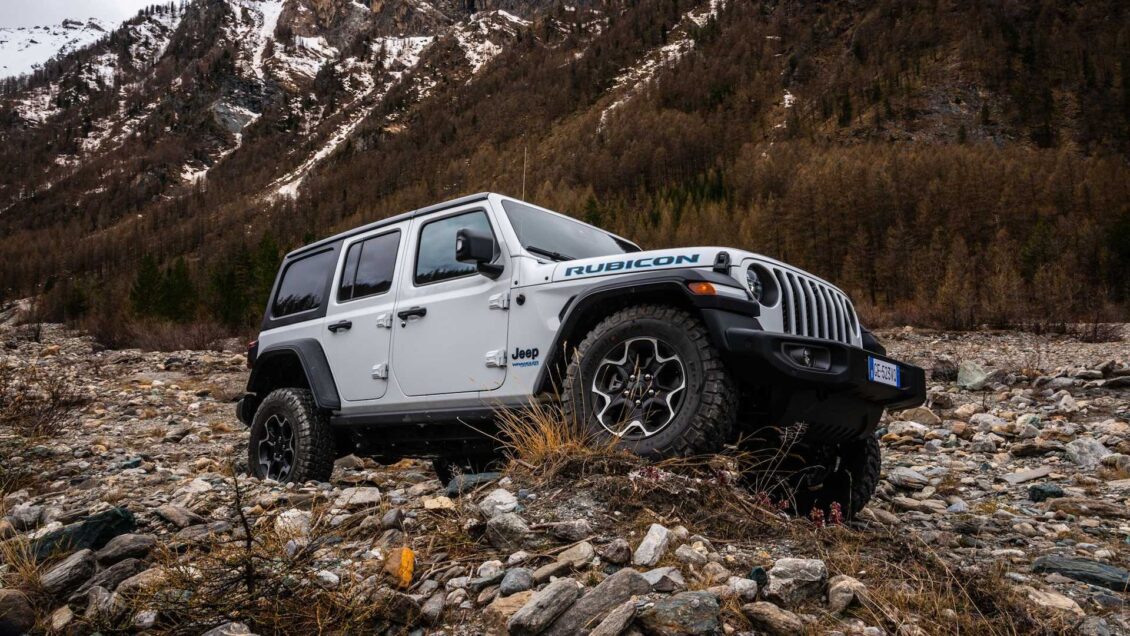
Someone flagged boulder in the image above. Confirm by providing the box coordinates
[41,548,97,594]
[479,488,519,518]
[599,538,631,565]
[508,577,581,636]
[486,512,530,551]
[742,602,804,635]
[827,574,866,614]
[32,507,136,560]
[588,600,636,636]
[1032,555,1129,592]
[333,486,381,509]
[0,590,35,634]
[96,533,157,565]
[1065,438,1113,469]
[957,361,990,390]
[632,523,671,567]
[636,591,721,636]
[764,558,827,606]
[500,568,535,596]
[544,568,650,636]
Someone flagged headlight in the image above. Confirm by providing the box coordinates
[744,264,778,305]
[745,266,763,302]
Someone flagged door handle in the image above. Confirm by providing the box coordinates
[397,306,427,320]
[327,320,352,333]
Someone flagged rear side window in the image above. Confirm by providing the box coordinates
[339,231,401,302]
[415,210,496,285]
[272,250,336,317]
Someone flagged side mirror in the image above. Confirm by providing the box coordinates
[455,228,503,279]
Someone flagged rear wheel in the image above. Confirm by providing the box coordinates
[741,427,881,520]
[561,305,737,457]
[248,388,334,483]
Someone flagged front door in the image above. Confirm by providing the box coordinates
[322,229,403,402]
[392,207,510,396]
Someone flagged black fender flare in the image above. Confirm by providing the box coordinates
[533,268,759,395]
[246,339,341,411]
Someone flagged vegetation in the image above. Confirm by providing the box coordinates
[1,0,1127,345]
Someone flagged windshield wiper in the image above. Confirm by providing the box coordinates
[526,246,574,262]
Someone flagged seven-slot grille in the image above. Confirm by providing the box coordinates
[767,265,858,345]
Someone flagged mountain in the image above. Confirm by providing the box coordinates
[0,0,1127,337]
[0,18,116,80]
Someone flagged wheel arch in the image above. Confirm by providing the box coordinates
[533,269,755,396]
[246,339,342,412]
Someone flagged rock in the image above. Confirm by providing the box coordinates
[71,557,146,601]
[485,590,534,630]
[423,496,456,510]
[84,585,124,622]
[957,361,990,390]
[1046,497,1129,518]
[479,488,519,518]
[764,558,828,607]
[0,589,35,634]
[1065,438,1113,469]
[901,406,941,426]
[588,599,636,636]
[727,576,759,602]
[1032,555,1129,592]
[486,512,530,551]
[41,548,97,594]
[7,502,42,530]
[742,602,804,635]
[96,533,157,564]
[674,543,708,566]
[827,574,867,614]
[999,466,1052,485]
[501,568,535,596]
[701,561,731,585]
[508,577,581,636]
[887,421,929,437]
[275,509,312,537]
[643,566,686,592]
[636,591,720,636]
[557,541,596,568]
[381,508,404,530]
[632,523,671,567]
[333,486,381,509]
[1020,586,1084,616]
[599,538,631,565]
[1028,483,1065,502]
[446,471,502,496]
[201,622,254,635]
[888,467,930,490]
[116,566,167,596]
[383,546,415,588]
[421,591,446,625]
[533,560,573,584]
[544,568,650,636]
[32,507,136,560]
[49,604,75,632]
[155,504,205,528]
[550,519,593,542]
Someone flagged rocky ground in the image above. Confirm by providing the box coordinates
[0,323,1128,635]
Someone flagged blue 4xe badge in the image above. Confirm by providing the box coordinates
[564,254,700,277]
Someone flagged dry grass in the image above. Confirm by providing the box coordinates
[0,359,86,438]
[492,400,627,479]
[0,532,44,595]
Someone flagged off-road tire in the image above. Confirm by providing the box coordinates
[561,305,737,457]
[248,388,335,483]
[742,428,881,520]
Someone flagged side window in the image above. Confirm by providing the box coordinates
[415,210,496,285]
[339,231,401,302]
[272,249,336,318]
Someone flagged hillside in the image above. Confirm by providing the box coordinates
[0,0,1128,335]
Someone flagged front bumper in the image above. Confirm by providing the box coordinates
[709,313,926,442]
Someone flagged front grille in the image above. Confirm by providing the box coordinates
[768,266,858,345]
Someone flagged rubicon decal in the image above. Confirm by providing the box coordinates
[563,254,701,277]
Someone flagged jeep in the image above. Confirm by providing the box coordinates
[237,193,925,517]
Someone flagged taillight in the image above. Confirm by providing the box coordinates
[246,340,258,369]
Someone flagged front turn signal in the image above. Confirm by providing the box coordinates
[687,282,717,295]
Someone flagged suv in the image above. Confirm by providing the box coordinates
[237,193,924,517]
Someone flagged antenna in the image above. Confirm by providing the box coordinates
[522,144,528,199]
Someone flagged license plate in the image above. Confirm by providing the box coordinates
[868,357,900,388]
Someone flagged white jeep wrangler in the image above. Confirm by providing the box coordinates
[238,193,925,517]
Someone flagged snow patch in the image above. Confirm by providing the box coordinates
[0,19,109,79]
[452,11,529,75]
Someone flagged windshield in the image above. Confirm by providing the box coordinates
[502,200,638,261]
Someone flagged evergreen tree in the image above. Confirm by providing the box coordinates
[130,254,162,317]
[158,257,196,322]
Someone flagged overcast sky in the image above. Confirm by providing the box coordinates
[0,0,161,28]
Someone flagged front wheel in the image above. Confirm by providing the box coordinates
[248,388,335,483]
[561,305,737,458]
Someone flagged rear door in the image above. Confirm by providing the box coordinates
[321,228,403,402]
[391,206,510,396]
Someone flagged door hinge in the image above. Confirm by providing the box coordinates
[488,292,510,311]
[376,313,393,329]
[370,363,389,380]
[484,350,507,368]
